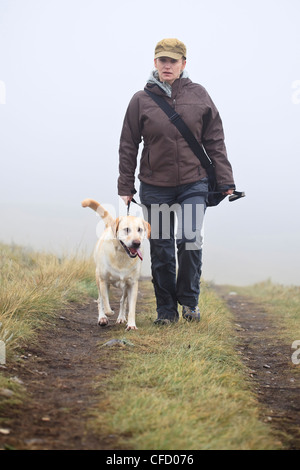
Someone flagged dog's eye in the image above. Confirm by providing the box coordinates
[137,227,143,233]
[124,227,131,234]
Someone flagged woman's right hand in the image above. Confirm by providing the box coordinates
[120,195,133,206]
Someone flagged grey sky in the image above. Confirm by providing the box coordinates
[0,0,299,285]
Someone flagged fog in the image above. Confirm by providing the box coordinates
[1,0,299,286]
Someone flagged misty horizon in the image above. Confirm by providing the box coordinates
[1,0,300,286]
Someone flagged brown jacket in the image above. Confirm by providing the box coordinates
[118,76,235,196]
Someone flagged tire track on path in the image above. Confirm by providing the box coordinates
[215,286,300,450]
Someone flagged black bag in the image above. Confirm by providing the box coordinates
[145,89,244,206]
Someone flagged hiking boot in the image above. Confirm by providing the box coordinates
[153,316,179,325]
[153,318,172,326]
[182,305,200,322]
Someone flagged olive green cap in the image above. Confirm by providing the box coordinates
[154,38,187,60]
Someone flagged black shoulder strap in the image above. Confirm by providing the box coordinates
[145,88,212,170]
[144,88,245,203]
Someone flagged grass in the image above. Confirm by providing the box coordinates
[0,243,293,449]
[0,242,97,419]
[89,281,282,450]
[0,242,96,355]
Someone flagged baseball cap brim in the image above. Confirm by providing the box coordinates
[154,51,184,60]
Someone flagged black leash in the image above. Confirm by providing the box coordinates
[127,197,141,215]
[175,190,245,203]
[127,191,245,215]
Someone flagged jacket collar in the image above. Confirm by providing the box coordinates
[146,69,190,97]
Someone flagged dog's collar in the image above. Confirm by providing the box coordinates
[119,240,143,261]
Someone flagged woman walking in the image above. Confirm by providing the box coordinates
[118,38,235,325]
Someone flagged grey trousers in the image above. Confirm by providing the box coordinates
[139,179,207,321]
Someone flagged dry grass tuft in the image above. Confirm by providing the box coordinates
[0,243,96,356]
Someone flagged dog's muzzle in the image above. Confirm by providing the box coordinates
[119,241,143,261]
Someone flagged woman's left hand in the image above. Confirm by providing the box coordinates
[222,189,234,195]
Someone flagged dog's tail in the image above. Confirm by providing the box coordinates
[81,199,114,227]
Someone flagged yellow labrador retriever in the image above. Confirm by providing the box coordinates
[81,198,150,330]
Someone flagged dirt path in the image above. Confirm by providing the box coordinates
[0,298,122,450]
[1,283,300,450]
[215,286,300,450]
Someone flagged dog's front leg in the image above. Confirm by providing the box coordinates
[116,288,127,324]
[126,282,138,331]
[98,280,114,327]
[97,294,109,327]
[99,280,114,316]
[96,275,108,327]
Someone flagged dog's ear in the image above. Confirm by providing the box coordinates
[143,221,151,239]
[111,218,120,238]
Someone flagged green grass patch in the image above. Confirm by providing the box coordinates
[89,281,282,450]
[0,375,24,420]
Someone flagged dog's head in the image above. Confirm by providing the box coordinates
[112,216,151,259]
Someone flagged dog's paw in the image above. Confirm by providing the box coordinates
[125,325,138,331]
[116,317,126,324]
[98,317,109,327]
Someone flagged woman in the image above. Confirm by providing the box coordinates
[118,38,235,324]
